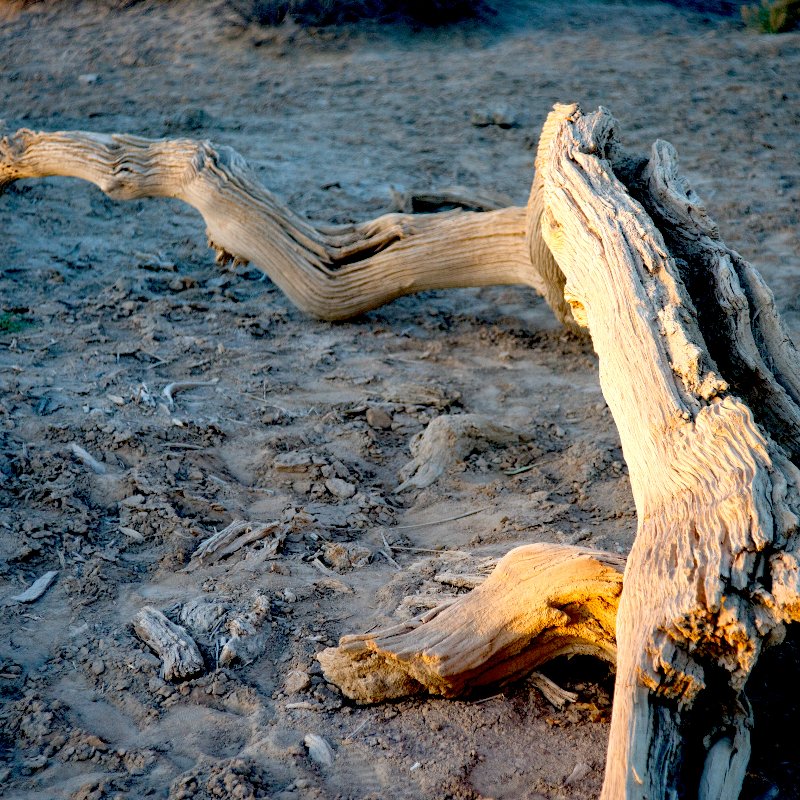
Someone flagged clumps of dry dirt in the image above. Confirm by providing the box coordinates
[170,756,275,800]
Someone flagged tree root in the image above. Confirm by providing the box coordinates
[317,543,624,704]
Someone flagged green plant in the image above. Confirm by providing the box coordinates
[0,311,31,334]
[742,0,800,32]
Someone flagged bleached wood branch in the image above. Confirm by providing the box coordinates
[0,127,576,326]
[132,606,204,682]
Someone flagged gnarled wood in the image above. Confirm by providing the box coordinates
[539,103,800,800]
[132,606,205,682]
[0,128,565,322]
[5,106,800,799]
[317,543,624,704]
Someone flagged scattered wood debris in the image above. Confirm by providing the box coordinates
[529,671,579,709]
[189,520,284,567]
[132,606,204,682]
[10,570,58,603]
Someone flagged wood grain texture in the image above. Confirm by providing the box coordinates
[132,606,205,682]
[6,108,800,799]
[540,103,800,800]
[318,543,624,704]
[0,128,564,321]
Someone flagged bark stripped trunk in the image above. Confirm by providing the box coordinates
[539,103,800,799]
[4,107,800,799]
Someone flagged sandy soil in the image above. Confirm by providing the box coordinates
[0,1,799,798]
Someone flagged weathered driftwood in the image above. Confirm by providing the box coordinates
[10,570,58,603]
[132,606,205,682]
[317,543,624,704]
[0,128,574,326]
[4,106,800,799]
[189,519,284,567]
[538,103,800,799]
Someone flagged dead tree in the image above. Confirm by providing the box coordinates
[3,102,800,799]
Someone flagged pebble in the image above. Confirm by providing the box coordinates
[325,477,356,499]
[285,669,311,694]
[91,659,106,676]
[470,103,518,129]
[366,406,393,430]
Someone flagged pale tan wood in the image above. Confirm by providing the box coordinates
[317,543,624,704]
[539,103,800,800]
[6,109,800,800]
[0,128,561,321]
[188,519,284,567]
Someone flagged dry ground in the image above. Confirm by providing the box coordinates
[0,1,799,798]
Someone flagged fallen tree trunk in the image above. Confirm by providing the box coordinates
[4,106,800,799]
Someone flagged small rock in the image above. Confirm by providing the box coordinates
[325,477,355,499]
[168,276,197,292]
[275,451,314,474]
[366,407,393,430]
[23,754,48,772]
[470,104,517,129]
[285,669,311,694]
[565,762,592,785]
[304,733,334,767]
[78,73,99,85]
[90,659,106,676]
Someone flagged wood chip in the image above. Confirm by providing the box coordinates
[68,442,107,475]
[564,762,592,785]
[11,570,58,603]
[304,733,335,767]
[119,526,144,542]
[162,378,219,408]
[189,520,283,567]
[132,606,204,681]
[433,571,486,590]
[529,671,579,709]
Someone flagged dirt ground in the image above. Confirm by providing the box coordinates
[0,1,799,798]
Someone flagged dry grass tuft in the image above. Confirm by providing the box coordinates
[741,0,800,31]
